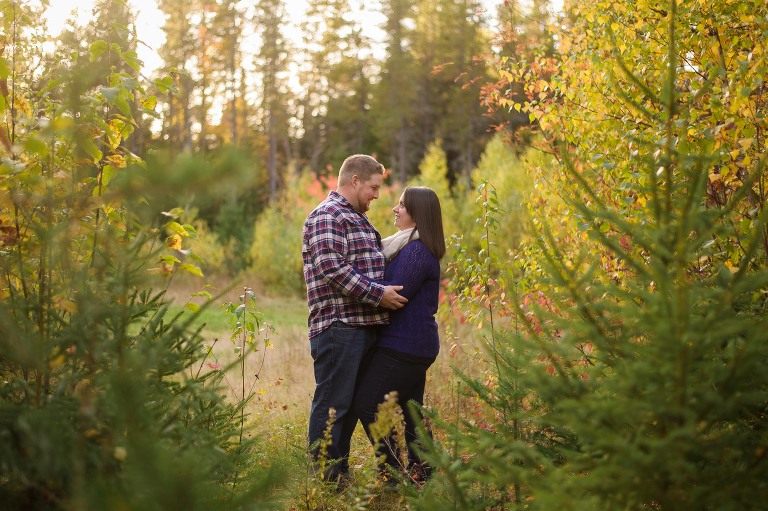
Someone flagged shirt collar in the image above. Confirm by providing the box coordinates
[329,190,359,214]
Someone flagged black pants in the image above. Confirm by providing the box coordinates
[354,347,434,474]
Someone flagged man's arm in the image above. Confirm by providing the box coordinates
[306,211,405,308]
[380,285,407,310]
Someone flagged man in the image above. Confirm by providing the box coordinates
[302,154,407,482]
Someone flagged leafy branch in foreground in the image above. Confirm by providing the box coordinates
[0,6,283,507]
[415,1,768,509]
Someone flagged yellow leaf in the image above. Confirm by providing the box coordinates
[165,221,189,237]
[499,69,514,82]
[61,300,78,314]
[113,446,127,461]
[166,234,182,250]
[179,263,204,277]
[50,354,66,369]
[739,138,754,149]
[106,154,127,168]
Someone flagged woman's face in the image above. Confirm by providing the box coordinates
[392,193,416,231]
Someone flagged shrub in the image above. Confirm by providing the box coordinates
[414,2,768,509]
[0,21,282,508]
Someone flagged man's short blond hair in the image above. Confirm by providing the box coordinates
[338,154,385,186]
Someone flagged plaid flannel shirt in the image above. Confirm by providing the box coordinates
[302,191,388,339]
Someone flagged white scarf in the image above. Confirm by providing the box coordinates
[381,227,419,261]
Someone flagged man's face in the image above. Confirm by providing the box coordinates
[353,174,383,213]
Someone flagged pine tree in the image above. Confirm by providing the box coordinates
[416,0,768,508]
[208,0,245,147]
[296,0,375,174]
[410,0,493,186]
[254,0,292,202]
[157,0,200,154]
[370,0,420,182]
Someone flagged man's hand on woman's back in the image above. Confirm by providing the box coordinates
[380,285,408,310]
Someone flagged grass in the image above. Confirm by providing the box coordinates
[159,274,493,510]
[168,292,308,333]
[165,281,314,427]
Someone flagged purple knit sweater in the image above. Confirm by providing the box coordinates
[377,240,440,359]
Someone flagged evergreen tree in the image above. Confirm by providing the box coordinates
[157,0,200,154]
[0,0,47,156]
[50,0,153,157]
[1,5,283,506]
[416,0,768,508]
[322,5,376,170]
[208,0,245,147]
[370,0,420,183]
[410,0,493,186]
[253,0,292,202]
[296,0,374,174]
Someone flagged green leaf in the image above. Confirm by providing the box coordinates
[0,57,10,79]
[80,138,103,163]
[100,165,116,187]
[101,86,120,102]
[160,255,181,264]
[142,95,157,110]
[179,263,203,277]
[121,51,143,74]
[165,221,189,237]
[141,108,161,119]
[89,40,109,60]
[24,135,48,157]
[114,96,132,118]
[182,224,198,238]
[154,76,175,94]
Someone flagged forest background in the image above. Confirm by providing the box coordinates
[1,0,767,510]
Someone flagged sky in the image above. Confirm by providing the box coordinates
[45,0,166,72]
[42,0,560,125]
[43,0,562,74]
[43,0,384,74]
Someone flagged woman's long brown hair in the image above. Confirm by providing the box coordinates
[403,186,446,260]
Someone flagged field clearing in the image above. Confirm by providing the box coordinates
[161,275,494,509]
[163,276,315,424]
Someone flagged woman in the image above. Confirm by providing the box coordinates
[354,186,446,483]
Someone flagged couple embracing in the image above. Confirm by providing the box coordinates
[301,154,445,486]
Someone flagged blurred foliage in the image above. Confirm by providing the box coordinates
[415,0,768,509]
[0,4,282,508]
[250,167,334,295]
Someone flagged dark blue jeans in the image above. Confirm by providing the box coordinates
[354,347,434,474]
[308,322,377,477]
